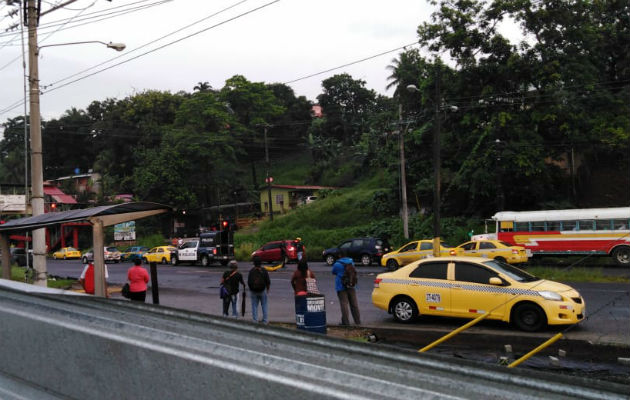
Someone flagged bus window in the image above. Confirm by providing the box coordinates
[514,222,530,232]
[530,221,546,231]
[595,220,612,230]
[577,220,595,230]
[548,221,562,231]
[560,220,576,231]
[613,220,628,230]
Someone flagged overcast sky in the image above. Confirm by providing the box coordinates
[0,0,434,125]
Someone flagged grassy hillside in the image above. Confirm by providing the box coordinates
[235,154,481,261]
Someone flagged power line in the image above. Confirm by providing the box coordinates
[41,0,252,90]
[283,42,419,85]
[42,0,281,95]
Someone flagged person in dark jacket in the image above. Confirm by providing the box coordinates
[247,257,271,323]
[221,261,245,317]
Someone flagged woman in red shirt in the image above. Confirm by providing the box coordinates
[127,258,149,302]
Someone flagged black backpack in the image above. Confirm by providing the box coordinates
[341,261,357,288]
[248,268,266,292]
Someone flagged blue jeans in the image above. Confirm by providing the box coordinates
[250,290,268,323]
[222,293,238,317]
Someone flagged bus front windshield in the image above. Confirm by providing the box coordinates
[483,260,540,282]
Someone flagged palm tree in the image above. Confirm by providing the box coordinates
[193,81,212,92]
[386,48,426,97]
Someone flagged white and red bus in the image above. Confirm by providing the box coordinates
[477,207,630,265]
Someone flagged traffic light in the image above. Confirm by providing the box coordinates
[221,220,229,230]
[50,203,57,211]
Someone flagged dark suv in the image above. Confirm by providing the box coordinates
[322,237,391,266]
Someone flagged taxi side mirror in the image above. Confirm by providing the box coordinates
[489,277,503,286]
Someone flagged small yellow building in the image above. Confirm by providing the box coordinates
[259,185,335,216]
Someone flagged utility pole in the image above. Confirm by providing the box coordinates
[399,104,409,239]
[264,126,273,221]
[432,64,441,257]
[27,0,47,286]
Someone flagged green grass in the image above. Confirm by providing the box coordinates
[526,266,629,283]
[10,266,76,289]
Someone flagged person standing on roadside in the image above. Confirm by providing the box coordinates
[221,260,245,317]
[127,258,149,302]
[331,257,361,325]
[248,257,271,324]
[295,238,305,261]
[79,262,109,297]
[291,259,315,296]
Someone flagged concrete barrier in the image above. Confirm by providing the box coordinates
[0,282,626,400]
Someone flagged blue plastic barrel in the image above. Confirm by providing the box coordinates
[295,294,326,334]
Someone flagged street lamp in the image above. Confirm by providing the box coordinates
[26,0,126,287]
[38,41,126,53]
[407,83,458,257]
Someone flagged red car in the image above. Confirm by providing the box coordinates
[251,240,304,264]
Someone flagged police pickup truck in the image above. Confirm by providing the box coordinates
[170,231,234,267]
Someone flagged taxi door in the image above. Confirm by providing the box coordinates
[407,261,451,316]
[398,241,420,265]
[450,261,507,319]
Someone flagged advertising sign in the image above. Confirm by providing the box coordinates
[114,221,136,241]
[0,195,27,213]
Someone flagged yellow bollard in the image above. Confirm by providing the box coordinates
[419,312,490,353]
[507,332,564,368]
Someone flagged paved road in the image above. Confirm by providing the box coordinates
[44,258,629,346]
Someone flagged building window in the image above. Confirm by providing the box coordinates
[275,194,284,205]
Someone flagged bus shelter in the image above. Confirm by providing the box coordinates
[0,202,171,297]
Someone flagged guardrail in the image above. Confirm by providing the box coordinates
[0,282,626,400]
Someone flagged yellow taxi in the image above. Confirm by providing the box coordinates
[380,240,452,271]
[52,247,81,260]
[142,246,177,264]
[372,256,585,331]
[450,239,528,264]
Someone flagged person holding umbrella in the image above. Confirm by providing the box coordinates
[221,260,245,318]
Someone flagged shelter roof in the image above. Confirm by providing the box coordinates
[0,202,171,232]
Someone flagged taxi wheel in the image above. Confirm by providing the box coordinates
[143,258,149,264]
[161,257,167,264]
[512,303,546,332]
[392,297,418,323]
[82,256,88,264]
[494,256,506,263]
[386,259,399,271]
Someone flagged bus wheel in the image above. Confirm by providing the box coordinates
[612,246,630,265]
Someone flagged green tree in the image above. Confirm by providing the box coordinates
[0,116,29,186]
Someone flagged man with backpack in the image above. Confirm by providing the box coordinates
[331,257,361,326]
[248,257,271,324]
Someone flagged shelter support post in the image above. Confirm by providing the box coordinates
[150,262,159,304]
[92,218,106,297]
[0,234,10,279]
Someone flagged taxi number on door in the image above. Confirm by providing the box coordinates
[426,293,441,303]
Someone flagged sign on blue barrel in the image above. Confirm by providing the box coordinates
[295,294,326,334]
